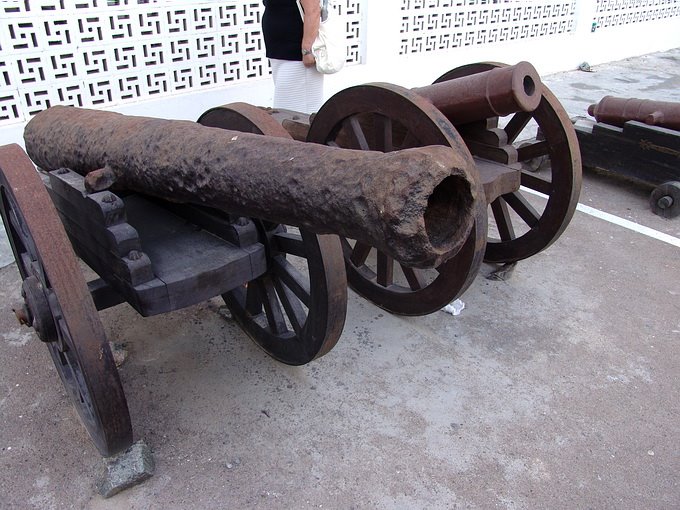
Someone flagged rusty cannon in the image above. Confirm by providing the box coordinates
[575,96,680,218]
[1,105,480,457]
[24,106,477,269]
[202,61,582,315]
[0,61,582,459]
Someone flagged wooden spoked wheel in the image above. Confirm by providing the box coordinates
[436,63,582,263]
[307,83,487,316]
[0,144,132,457]
[198,104,347,365]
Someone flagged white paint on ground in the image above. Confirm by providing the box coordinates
[3,329,32,347]
[522,187,680,249]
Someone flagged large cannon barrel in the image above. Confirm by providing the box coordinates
[24,106,480,269]
[588,96,680,131]
[412,61,543,125]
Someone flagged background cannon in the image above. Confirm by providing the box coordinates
[574,96,680,219]
[588,96,680,131]
[203,62,581,315]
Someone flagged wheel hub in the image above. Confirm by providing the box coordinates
[657,195,674,210]
[21,275,58,342]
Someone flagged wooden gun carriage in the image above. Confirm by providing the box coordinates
[0,62,581,458]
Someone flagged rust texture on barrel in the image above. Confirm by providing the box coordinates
[588,96,680,131]
[24,106,480,268]
[412,61,542,125]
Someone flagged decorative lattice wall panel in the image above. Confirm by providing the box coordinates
[0,0,364,126]
[400,0,577,55]
[594,0,680,30]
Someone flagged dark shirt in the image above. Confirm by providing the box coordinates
[262,0,304,61]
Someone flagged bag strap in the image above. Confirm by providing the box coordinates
[297,0,328,21]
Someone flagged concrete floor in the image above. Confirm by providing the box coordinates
[0,49,679,509]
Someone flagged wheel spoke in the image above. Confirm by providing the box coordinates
[339,236,353,258]
[521,172,553,195]
[491,198,515,241]
[344,115,370,151]
[373,114,393,152]
[349,241,372,267]
[19,252,33,275]
[503,191,540,228]
[401,265,426,290]
[517,140,550,162]
[41,307,96,420]
[245,282,262,315]
[273,278,305,337]
[272,255,311,307]
[59,326,95,417]
[273,231,305,257]
[256,277,288,335]
[504,111,532,143]
[401,130,419,149]
[376,251,394,287]
[8,206,40,273]
[8,206,25,238]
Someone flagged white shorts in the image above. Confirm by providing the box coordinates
[270,59,324,114]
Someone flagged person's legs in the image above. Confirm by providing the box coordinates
[271,59,324,114]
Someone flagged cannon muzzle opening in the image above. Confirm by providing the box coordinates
[413,61,543,125]
[522,73,537,98]
[425,174,473,250]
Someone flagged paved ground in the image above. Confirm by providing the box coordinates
[0,49,678,509]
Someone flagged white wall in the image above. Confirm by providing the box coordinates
[1,0,679,147]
